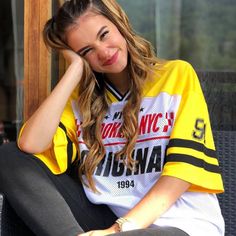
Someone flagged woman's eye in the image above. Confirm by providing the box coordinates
[100,30,109,40]
[80,48,91,57]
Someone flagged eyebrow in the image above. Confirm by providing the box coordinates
[76,25,108,54]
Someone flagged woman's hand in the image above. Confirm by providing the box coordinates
[61,49,84,66]
[78,224,118,236]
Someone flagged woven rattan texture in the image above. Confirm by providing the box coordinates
[214,131,236,236]
[0,194,35,236]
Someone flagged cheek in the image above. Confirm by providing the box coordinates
[85,54,96,66]
[118,36,128,56]
[115,33,127,48]
[85,55,101,72]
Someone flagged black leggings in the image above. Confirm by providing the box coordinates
[0,143,189,236]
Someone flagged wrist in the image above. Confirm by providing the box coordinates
[115,217,139,232]
[67,61,83,75]
[63,62,83,84]
[108,223,120,234]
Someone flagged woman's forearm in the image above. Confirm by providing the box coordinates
[18,61,83,154]
[122,175,191,229]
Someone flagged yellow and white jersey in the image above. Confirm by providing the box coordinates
[19,60,224,236]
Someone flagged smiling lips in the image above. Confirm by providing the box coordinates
[103,50,119,66]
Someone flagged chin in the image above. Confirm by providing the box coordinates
[110,66,127,74]
[113,61,128,73]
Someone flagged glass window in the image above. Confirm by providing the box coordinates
[118,0,236,131]
[118,0,236,71]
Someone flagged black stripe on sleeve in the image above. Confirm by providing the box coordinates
[59,122,73,169]
[165,153,221,174]
[167,138,216,158]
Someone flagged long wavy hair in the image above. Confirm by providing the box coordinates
[43,0,162,192]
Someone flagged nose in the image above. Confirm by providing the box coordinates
[96,45,110,61]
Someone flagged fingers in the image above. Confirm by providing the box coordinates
[61,49,83,65]
[78,232,92,236]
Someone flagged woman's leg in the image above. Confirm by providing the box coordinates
[0,142,116,236]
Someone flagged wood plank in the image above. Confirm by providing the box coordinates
[24,0,52,121]
[57,0,67,79]
[39,0,52,103]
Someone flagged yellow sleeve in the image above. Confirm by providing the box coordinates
[18,88,78,175]
[162,63,224,193]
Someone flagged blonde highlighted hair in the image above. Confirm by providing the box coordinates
[43,0,162,192]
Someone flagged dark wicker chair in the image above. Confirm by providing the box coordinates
[0,72,235,235]
[0,194,34,235]
[198,71,236,236]
[214,130,236,236]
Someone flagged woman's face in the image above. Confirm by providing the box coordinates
[66,10,128,75]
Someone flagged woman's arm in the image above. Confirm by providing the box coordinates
[79,175,190,236]
[119,175,190,229]
[18,50,83,154]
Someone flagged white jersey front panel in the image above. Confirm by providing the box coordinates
[72,90,224,236]
[72,92,180,212]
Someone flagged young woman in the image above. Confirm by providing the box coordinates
[0,0,224,236]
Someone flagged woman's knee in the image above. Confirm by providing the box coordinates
[0,142,23,164]
[0,141,19,154]
[0,142,34,179]
[0,141,17,160]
